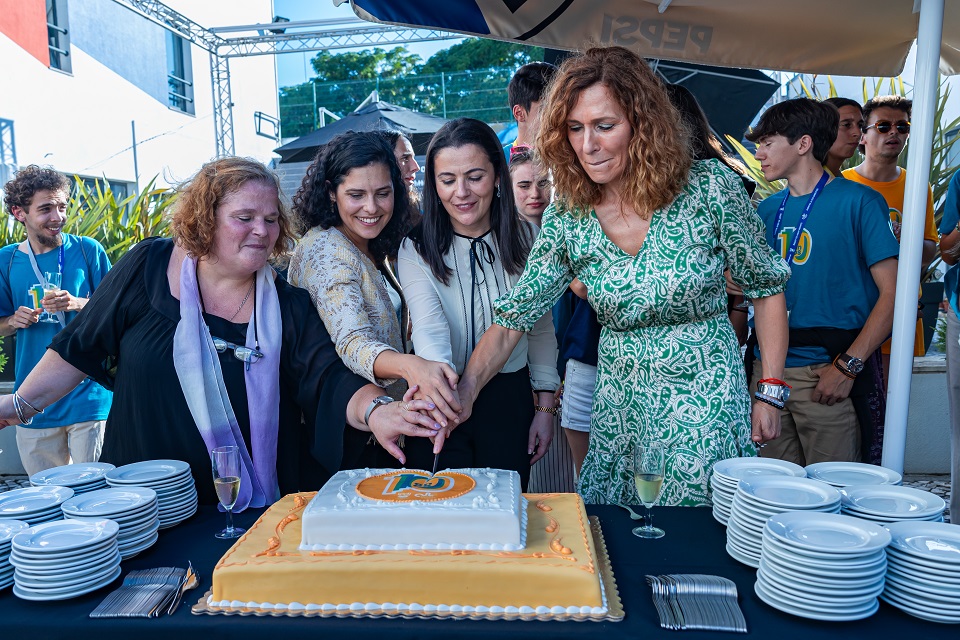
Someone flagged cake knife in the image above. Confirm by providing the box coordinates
[431,452,439,477]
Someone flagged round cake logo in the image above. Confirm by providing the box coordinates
[356,471,476,502]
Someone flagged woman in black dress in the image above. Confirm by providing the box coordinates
[0,158,441,506]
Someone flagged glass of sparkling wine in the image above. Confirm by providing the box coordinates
[40,272,62,323]
[211,445,245,539]
[631,440,666,539]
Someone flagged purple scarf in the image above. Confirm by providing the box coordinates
[173,255,281,511]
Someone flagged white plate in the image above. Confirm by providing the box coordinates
[839,486,945,518]
[757,566,884,602]
[158,506,198,528]
[761,537,887,570]
[29,463,115,487]
[105,460,190,484]
[885,570,960,599]
[0,486,75,516]
[882,581,960,610]
[15,555,120,588]
[764,511,890,554]
[60,487,157,517]
[738,477,841,509]
[725,542,760,568]
[13,565,121,601]
[886,559,960,585]
[118,522,159,547]
[66,503,159,528]
[156,490,198,510]
[11,519,118,554]
[714,457,806,482]
[9,540,118,569]
[804,462,902,487]
[119,531,159,558]
[755,578,879,621]
[880,593,960,623]
[885,520,960,563]
[0,521,28,545]
[759,549,886,584]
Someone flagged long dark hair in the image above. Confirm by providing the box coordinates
[408,118,533,284]
[292,131,412,265]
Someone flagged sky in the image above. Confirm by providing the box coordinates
[272,0,462,88]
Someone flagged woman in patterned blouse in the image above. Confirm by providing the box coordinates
[458,47,791,507]
[398,118,560,489]
[288,132,462,433]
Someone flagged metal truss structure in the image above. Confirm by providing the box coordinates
[112,0,455,156]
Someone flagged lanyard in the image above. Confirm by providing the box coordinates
[772,171,829,265]
[20,236,66,328]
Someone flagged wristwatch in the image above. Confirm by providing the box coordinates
[363,395,395,426]
[836,353,865,375]
[756,381,791,403]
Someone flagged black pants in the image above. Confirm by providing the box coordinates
[405,367,535,490]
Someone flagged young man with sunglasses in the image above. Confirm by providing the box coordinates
[844,96,939,380]
[746,98,899,467]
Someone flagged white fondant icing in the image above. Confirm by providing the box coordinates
[299,468,527,551]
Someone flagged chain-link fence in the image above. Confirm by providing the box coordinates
[279,68,516,139]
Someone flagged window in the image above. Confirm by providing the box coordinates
[47,0,71,73]
[166,31,194,114]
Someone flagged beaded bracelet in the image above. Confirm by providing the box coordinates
[753,392,785,410]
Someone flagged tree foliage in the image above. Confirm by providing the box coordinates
[279,38,544,138]
[310,47,422,82]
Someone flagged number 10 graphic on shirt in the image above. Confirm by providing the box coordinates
[777,227,813,265]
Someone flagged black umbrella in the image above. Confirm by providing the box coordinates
[275,100,449,164]
[650,60,778,147]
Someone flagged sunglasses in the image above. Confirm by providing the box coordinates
[509,144,533,160]
[212,337,264,371]
[863,120,910,134]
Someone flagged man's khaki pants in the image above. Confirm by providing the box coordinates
[750,362,860,467]
[16,420,106,476]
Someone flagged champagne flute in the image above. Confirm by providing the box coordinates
[211,445,245,539]
[40,272,62,323]
[631,440,666,539]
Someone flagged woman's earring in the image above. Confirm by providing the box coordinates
[495,184,501,198]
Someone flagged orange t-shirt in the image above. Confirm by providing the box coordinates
[842,168,937,356]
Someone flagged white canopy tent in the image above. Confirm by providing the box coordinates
[341,0,957,473]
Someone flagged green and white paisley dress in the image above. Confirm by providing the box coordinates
[494,160,790,506]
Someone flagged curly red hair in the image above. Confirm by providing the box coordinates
[537,46,692,218]
[170,157,294,260]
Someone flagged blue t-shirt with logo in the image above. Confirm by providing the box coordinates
[755,178,900,367]
[941,171,960,318]
[0,234,112,428]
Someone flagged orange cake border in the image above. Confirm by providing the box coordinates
[193,498,623,623]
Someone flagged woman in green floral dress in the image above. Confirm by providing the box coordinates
[456,47,791,506]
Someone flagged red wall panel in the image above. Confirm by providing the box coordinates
[0,0,50,66]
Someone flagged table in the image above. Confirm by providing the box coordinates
[1,504,956,639]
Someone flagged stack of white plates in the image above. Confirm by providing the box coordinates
[8,519,121,601]
[105,460,197,529]
[61,487,159,560]
[711,458,806,525]
[30,462,115,494]
[839,485,946,524]
[726,476,841,568]
[756,512,889,621]
[881,521,960,623]
[0,486,74,525]
[805,461,902,488]
[0,520,28,590]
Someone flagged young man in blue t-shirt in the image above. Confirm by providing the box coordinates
[0,166,112,475]
[745,99,899,466]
